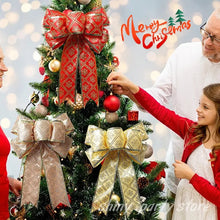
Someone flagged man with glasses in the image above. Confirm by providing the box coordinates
[112,8,220,220]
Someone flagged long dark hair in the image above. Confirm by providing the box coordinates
[189,83,220,160]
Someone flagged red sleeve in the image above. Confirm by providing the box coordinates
[133,87,194,139]
[190,173,220,207]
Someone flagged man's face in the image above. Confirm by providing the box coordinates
[201,13,220,63]
[0,48,8,88]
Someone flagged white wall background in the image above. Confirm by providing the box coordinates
[0,0,220,179]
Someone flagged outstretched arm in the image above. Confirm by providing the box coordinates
[107,72,193,139]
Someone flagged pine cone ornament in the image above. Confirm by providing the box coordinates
[137,177,149,189]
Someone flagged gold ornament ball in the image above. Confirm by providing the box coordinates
[111,193,120,203]
[105,112,118,123]
[49,59,61,72]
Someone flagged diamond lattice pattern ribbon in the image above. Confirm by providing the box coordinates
[85,123,148,216]
[11,113,74,209]
[43,7,109,106]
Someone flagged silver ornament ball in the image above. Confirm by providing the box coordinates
[105,112,118,123]
[78,0,91,5]
[34,104,48,117]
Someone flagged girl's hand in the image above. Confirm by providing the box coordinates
[173,160,195,180]
[106,72,139,94]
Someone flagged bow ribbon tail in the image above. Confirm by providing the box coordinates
[21,145,42,207]
[118,151,143,216]
[79,36,99,107]
[41,143,70,209]
[91,151,119,215]
[59,35,78,104]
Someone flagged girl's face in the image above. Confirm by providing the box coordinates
[196,94,218,127]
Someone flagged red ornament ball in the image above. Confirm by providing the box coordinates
[63,9,72,15]
[103,95,120,112]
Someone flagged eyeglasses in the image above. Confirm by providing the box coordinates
[200,22,220,46]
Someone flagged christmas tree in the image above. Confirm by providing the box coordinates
[175,9,186,25]
[9,0,171,219]
[168,17,175,26]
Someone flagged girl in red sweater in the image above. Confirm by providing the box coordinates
[0,47,22,220]
[107,72,220,220]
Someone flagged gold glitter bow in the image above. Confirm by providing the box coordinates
[11,113,74,209]
[85,123,148,216]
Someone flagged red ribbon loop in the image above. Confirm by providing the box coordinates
[43,7,109,106]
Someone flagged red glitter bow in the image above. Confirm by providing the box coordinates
[43,7,109,106]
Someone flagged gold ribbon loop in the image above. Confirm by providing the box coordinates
[11,113,74,209]
[50,121,65,143]
[34,119,52,141]
[18,119,34,142]
[85,123,148,217]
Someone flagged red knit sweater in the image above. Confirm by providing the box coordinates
[0,126,10,219]
[134,87,220,220]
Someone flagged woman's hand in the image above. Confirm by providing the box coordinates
[173,160,195,180]
[8,177,22,197]
[106,72,139,95]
